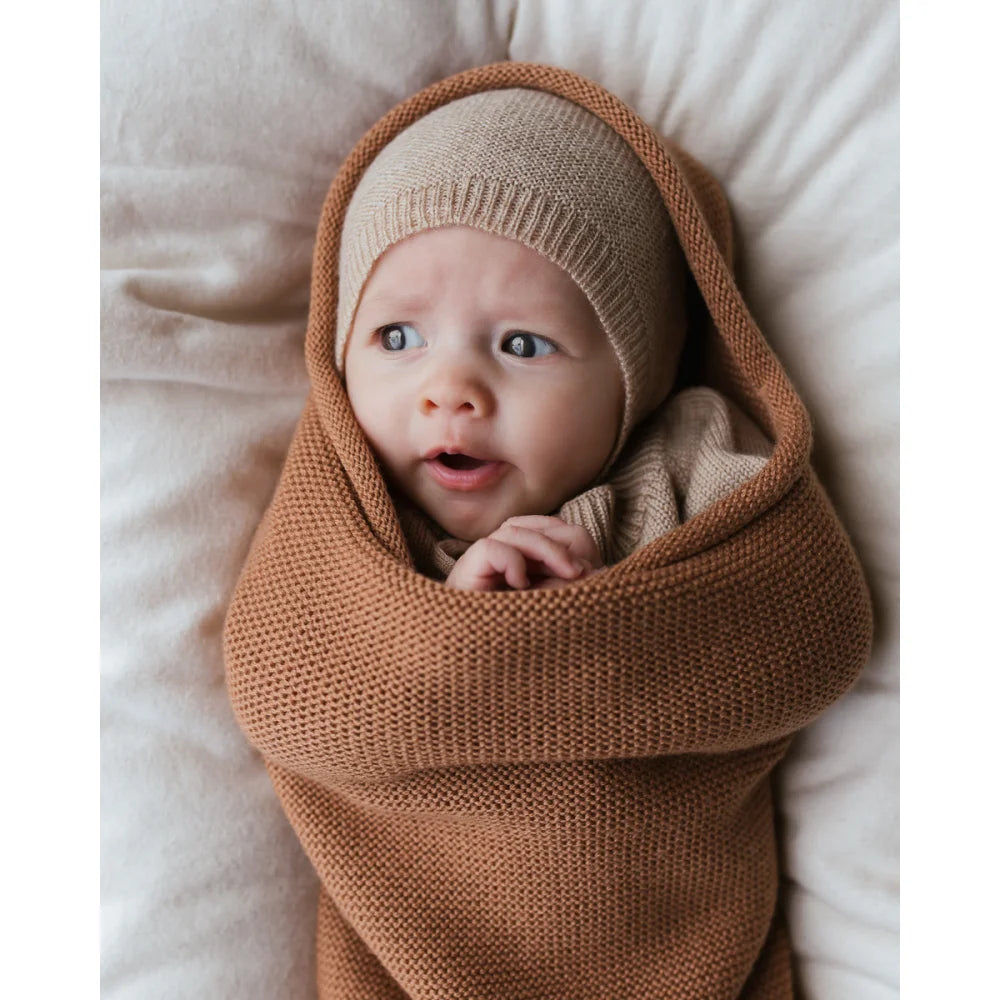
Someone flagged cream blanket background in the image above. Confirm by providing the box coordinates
[101,2,898,997]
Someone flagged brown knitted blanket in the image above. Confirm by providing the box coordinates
[224,63,873,1000]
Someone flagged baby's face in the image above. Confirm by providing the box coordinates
[344,226,623,541]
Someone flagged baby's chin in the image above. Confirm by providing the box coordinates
[398,475,567,541]
[429,497,552,542]
[433,506,508,543]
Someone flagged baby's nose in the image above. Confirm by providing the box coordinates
[419,368,494,417]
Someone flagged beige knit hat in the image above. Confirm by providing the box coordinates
[335,88,688,468]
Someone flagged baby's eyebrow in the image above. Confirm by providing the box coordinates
[358,291,432,316]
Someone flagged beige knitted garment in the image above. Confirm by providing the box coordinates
[224,63,874,1000]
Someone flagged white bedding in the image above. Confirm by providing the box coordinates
[101,1,899,997]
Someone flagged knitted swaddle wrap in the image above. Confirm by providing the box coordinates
[224,63,873,999]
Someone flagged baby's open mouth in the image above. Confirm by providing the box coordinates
[435,453,487,470]
[425,451,506,491]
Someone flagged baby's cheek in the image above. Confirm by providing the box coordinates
[347,379,390,448]
[348,411,399,477]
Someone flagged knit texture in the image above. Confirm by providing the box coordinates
[223,63,873,1000]
[334,88,687,470]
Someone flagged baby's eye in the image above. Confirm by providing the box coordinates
[501,332,556,359]
[379,323,425,352]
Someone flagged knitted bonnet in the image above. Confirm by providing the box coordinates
[335,87,688,468]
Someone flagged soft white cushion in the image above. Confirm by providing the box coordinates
[101,1,898,997]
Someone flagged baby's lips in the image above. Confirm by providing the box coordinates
[423,453,507,492]
[422,443,497,463]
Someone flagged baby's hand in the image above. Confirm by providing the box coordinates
[445,515,603,592]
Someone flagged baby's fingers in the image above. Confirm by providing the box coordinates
[483,539,533,590]
[489,523,585,581]
[497,515,602,567]
[446,538,531,591]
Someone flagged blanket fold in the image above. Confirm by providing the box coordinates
[224,61,873,1000]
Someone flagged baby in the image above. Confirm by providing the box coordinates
[225,66,872,1000]
[336,87,768,591]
